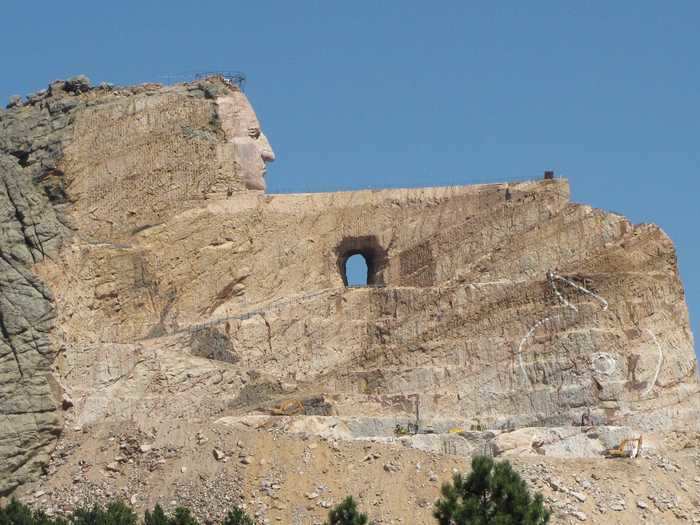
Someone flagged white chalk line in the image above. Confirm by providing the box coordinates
[517,271,609,385]
[642,329,663,398]
[548,271,578,313]
[550,272,608,311]
[517,314,561,386]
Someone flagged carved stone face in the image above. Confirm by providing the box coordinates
[217,90,275,192]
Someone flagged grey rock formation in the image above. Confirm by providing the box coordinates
[0,154,64,494]
[6,96,22,110]
[0,83,79,494]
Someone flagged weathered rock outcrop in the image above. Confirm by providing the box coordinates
[0,75,272,494]
[0,76,698,502]
[0,153,63,495]
[0,82,79,493]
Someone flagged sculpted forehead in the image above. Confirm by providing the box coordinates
[217,90,261,137]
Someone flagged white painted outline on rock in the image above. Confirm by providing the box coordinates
[517,314,561,386]
[549,271,608,311]
[517,271,609,385]
[590,352,617,375]
[642,329,663,398]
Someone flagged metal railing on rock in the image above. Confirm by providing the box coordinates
[194,71,246,90]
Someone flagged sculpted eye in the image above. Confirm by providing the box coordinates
[248,127,261,139]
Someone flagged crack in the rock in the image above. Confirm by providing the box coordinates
[0,307,23,377]
[15,184,47,259]
[261,313,273,356]
[0,249,52,301]
[2,407,57,416]
[2,177,38,263]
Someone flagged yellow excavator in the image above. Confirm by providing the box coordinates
[605,436,643,458]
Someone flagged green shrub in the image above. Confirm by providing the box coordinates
[221,508,254,525]
[0,500,254,525]
[0,498,63,525]
[168,508,198,525]
[71,501,137,525]
[0,499,68,525]
[0,499,35,525]
[324,497,371,525]
[143,505,168,525]
[143,506,201,525]
[434,455,550,525]
[0,500,138,525]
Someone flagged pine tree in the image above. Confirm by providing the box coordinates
[434,455,550,525]
[1,500,255,525]
[71,501,138,525]
[221,507,254,525]
[324,497,371,525]
[144,505,169,525]
[166,508,198,525]
[0,498,67,525]
[0,499,35,525]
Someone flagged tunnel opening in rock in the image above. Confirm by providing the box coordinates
[345,254,369,287]
[336,235,387,287]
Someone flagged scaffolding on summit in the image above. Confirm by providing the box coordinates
[194,71,246,90]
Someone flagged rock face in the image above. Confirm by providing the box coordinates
[0,82,78,494]
[0,75,272,494]
[0,76,698,496]
[0,153,63,495]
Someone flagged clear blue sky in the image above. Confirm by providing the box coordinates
[1,1,697,355]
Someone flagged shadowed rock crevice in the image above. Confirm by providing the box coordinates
[9,150,29,167]
[189,327,239,364]
[2,177,44,261]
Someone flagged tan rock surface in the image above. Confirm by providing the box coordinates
[1,76,698,522]
[44,178,698,431]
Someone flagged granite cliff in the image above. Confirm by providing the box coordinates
[0,76,698,523]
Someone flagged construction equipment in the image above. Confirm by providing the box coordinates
[394,424,410,436]
[605,436,643,458]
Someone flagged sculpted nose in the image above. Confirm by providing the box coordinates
[258,132,275,163]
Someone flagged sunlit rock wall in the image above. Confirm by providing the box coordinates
[1,75,697,495]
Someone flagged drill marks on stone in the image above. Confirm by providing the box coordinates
[517,271,609,385]
[643,329,663,398]
[399,241,435,287]
[63,94,229,238]
[549,272,609,312]
[393,186,567,285]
